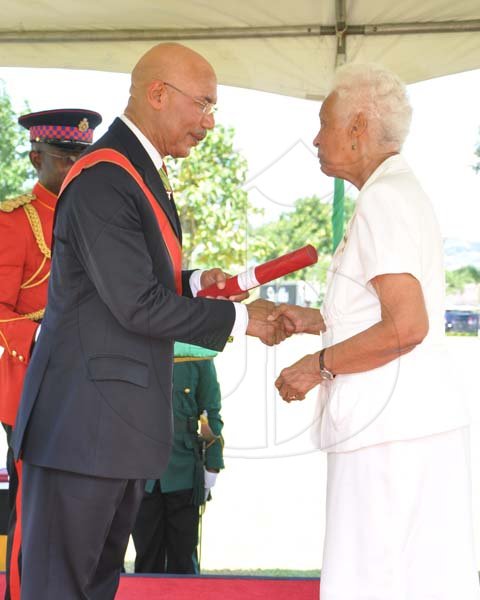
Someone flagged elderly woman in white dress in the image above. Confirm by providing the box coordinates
[273,64,479,600]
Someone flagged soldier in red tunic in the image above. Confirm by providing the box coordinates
[0,108,102,600]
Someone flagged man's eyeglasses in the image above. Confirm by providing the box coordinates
[39,149,82,165]
[164,81,217,115]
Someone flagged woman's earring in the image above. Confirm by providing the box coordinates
[351,142,357,150]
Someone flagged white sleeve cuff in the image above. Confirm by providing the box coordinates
[204,469,218,488]
[189,270,203,297]
[230,302,248,337]
[34,324,42,342]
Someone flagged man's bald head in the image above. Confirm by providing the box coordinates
[124,43,217,158]
[129,43,216,103]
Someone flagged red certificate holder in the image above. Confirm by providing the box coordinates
[197,245,318,298]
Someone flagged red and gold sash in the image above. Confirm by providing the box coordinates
[60,149,182,294]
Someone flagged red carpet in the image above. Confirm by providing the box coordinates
[0,573,320,599]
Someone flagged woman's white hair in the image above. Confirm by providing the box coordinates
[330,63,412,150]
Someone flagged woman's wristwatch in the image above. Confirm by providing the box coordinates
[319,348,335,380]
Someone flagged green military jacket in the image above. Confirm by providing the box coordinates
[146,343,224,503]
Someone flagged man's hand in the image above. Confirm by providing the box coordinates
[246,299,294,346]
[275,352,323,401]
[269,304,326,335]
[200,268,249,302]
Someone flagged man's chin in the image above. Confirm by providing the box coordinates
[171,147,191,159]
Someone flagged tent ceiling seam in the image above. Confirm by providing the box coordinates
[0,20,479,43]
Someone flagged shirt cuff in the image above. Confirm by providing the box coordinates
[190,269,248,337]
[231,302,248,337]
[189,270,203,297]
[34,324,42,342]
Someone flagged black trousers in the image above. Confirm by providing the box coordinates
[3,424,19,600]
[21,462,144,600]
[132,484,200,574]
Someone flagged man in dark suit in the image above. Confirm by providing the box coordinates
[12,43,288,600]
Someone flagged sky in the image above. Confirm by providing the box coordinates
[1,65,479,242]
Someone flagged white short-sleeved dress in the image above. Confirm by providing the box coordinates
[313,155,479,600]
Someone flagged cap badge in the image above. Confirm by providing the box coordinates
[78,118,89,132]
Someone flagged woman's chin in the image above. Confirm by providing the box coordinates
[319,162,336,178]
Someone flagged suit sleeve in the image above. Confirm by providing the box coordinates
[62,164,235,351]
[197,360,224,471]
[181,270,195,298]
[0,213,39,363]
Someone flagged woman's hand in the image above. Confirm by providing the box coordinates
[275,352,323,402]
[268,304,325,335]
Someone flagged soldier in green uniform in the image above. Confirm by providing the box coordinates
[132,342,224,574]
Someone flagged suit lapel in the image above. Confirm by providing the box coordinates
[105,119,182,241]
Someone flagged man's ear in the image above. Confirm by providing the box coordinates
[147,80,167,110]
[29,149,42,171]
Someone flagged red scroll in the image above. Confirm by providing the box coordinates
[197,245,318,298]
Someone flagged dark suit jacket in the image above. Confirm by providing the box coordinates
[12,118,235,479]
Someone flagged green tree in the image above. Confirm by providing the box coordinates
[249,195,355,284]
[446,265,480,294]
[168,125,259,270]
[0,83,34,199]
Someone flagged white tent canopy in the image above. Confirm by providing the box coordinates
[1,1,479,99]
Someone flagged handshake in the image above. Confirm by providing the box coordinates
[245,298,325,346]
[199,268,325,346]
[199,269,328,402]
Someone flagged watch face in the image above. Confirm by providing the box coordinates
[320,368,334,381]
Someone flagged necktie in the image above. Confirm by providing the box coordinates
[158,163,173,201]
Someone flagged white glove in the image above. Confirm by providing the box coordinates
[204,468,218,502]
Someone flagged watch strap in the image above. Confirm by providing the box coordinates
[319,348,335,379]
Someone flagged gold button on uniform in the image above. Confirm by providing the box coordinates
[184,388,191,394]
[18,355,24,362]
[11,350,17,357]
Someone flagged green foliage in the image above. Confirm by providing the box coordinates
[0,83,34,199]
[249,194,355,284]
[446,265,480,294]
[168,125,259,270]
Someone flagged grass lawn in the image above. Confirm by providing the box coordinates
[124,562,320,577]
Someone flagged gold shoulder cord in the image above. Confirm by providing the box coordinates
[20,203,51,290]
[0,198,47,340]
[0,193,35,213]
[22,203,51,259]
